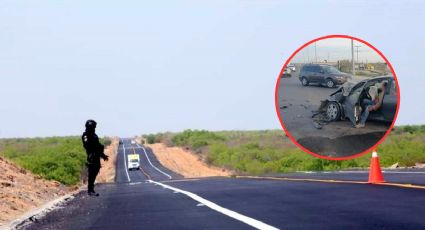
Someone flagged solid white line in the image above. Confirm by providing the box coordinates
[122,139,131,182]
[137,144,172,179]
[297,170,425,174]
[382,171,425,174]
[148,180,279,230]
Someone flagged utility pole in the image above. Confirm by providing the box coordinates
[351,39,355,75]
[314,42,317,63]
[354,45,361,64]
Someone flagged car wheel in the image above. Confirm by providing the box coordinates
[326,102,341,121]
[326,79,335,88]
[301,77,309,86]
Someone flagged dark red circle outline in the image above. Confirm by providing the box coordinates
[274,34,401,160]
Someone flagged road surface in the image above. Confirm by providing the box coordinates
[23,139,425,229]
[277,65,391,157]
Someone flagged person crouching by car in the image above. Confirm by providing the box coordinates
[355,81,387,128]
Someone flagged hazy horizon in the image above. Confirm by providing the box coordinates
[1,1,424,138]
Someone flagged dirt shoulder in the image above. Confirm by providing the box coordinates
[96,138,119,183]
[0,157,70,226]
[147,143,230,178]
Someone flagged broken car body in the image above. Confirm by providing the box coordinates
[318,75,398,126]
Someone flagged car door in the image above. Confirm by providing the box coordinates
[341,82,366,125]
[303,65,313,81]
[380,79,398,122]
[310,65,321,83]
[316,66,326,84]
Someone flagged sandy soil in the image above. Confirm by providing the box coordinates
[147,143,230,178]
[0,157,69,226]
[96,138,119,183]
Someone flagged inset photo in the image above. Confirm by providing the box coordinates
[276,35,400,159]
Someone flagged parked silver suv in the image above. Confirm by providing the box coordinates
[299,64,352,88]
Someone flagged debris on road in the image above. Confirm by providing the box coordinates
[312,121,322,129]
[414,163,425,169]
[389,162,399,169]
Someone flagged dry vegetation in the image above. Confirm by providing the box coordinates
[96,137,119,183]
[147,143,230,178]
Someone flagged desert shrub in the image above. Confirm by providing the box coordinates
[103,137,112,146]
[171,129,225,150]
[146,126,425,175]
[0,137,86,185]
[144,134,157,144]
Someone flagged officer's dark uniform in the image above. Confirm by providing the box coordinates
[81,120,108,196]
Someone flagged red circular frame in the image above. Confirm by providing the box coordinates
[274,34,401,160]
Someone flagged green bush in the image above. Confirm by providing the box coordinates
[103,137,112,147]
[0,137,86,185]
[171,129,225,150]
[145,134,157,144]
[146,126,425,175]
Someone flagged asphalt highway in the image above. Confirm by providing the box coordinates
[23,139,425,230]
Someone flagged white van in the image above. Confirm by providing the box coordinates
[128,154,140,170]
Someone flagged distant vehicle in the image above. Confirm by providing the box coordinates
[287,63,296,72]
[299,64,352,88]
[319,75,397,126]
[282,67,292,77]
[128,154,140,171]
[131,140,136,145]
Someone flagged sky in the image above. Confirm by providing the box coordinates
[0,0,424,138]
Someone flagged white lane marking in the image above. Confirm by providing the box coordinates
[122,139,131,182]
[297,170,425,174]
[382,171,425,174]
[129,182,142,185]
[137,144,172,179]
[124,147,143,150]
[148,180,279,230]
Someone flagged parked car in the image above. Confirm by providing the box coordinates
[282,67,292,77]
[299,64,352,88]
[287,63,296,72]
[319,75,397,126]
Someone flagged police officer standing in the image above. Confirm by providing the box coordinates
[82,120,109,196]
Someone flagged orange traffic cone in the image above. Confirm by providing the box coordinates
[368,150,385,183]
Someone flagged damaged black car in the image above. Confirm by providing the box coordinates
[318,75,398,126]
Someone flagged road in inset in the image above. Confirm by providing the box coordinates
[277,65,390,157]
